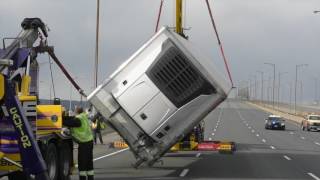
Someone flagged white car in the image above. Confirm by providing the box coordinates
[301,114,320,131]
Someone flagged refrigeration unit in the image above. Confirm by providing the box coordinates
[88,26,231,167]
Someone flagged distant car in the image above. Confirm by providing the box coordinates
[265,115,285,130]
[301,114,320,131]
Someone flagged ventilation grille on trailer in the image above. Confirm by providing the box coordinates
[147,44,216,108]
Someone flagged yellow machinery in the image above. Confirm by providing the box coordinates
[0,18,75,180]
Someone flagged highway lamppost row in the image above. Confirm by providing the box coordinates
[257,71,264,104]
[294,64,308,114]
[264,63,276,109]
[278,71,288,109]
[249,75,257,100]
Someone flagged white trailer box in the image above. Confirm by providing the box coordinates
[88,27,231,167]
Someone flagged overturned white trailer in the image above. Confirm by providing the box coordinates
[88,27,231,167]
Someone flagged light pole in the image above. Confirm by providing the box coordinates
[288,82,293,112]
[278,72,288,109]
[267,76,272,105]
[294,64,308,114]
[265,63,276,109]
[257,71,264,104]
[94,0,100,89]
[313,77,319,105]
[248,77,253,100]
[250,75,257,101]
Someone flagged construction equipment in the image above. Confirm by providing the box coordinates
[0,18,86,180]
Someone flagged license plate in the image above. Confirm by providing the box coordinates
[274,125,278,128]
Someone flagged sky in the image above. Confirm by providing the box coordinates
[1,0,320,104]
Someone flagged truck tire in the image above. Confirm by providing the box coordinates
[45,143,58,180]
[58,142,72,180]
[8,171,28,180]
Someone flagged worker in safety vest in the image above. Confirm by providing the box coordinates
[63,106,94,180]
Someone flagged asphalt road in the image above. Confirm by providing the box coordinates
[71,99,320,180]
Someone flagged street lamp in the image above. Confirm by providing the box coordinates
[278,71,288,109]
[257,71,264,104]
[249,75,257,101]
[294,64,308,114]
[313,77,319,105]
[288,82,293,112]
[264,63,276,109]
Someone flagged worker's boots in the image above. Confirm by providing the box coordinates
[88,175,94,180]
[79,176,86,180]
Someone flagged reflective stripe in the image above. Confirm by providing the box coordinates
[79,171,87,176]
[87,170,94,176]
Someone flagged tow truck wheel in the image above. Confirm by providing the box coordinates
[58,142,72,180]
[8,171,28,180]
[45,143,58,180]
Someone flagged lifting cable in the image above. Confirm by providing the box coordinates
[48,55,56,99]
[205,0,234,87]
[155,0,165,33]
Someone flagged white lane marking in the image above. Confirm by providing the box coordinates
[93,148,129,162]
[213,129,217,132]
[307,173,320,180]
[251,130,255,133]
[236,109,244,120]
[211,133,215,136]
[289,132,294,135]
[248,127,251,129]
[246,124,249,126]
[301,136,305,140]
[256,134,259,137]
[196,153,201,158]
[270,146,276,150]
[179,169,189,177]
[315,142,320,146]
[262,139,266,143]
[283,155,291,160]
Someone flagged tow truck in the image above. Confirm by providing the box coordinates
[0,18,86,180]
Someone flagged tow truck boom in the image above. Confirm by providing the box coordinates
[1,18,50,179]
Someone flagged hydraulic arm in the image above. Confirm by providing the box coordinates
[0,18,50,179]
